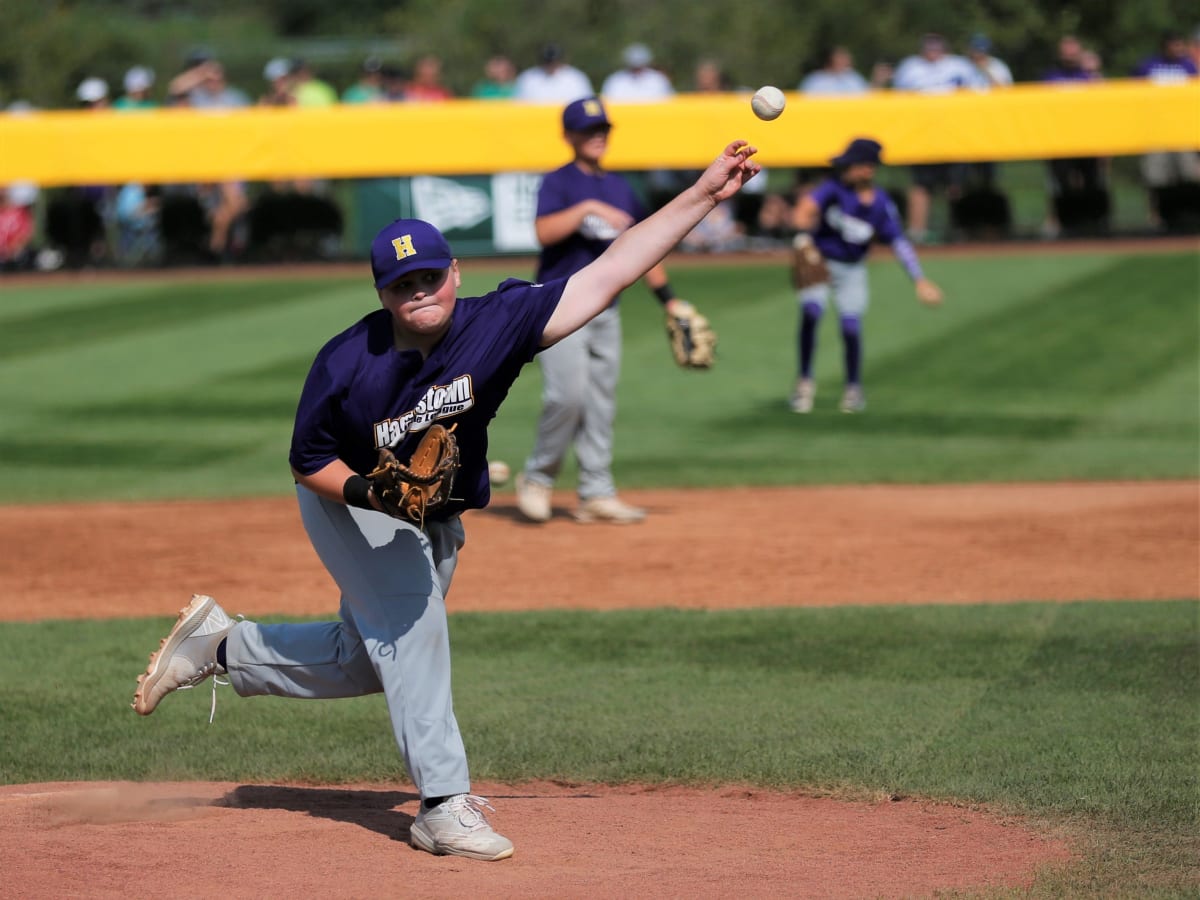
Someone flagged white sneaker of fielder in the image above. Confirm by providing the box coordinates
[790,377,815,413]
[573,494,646,524]
[410,794,514,861]
[840,384,866,413]
[132,594,234,717]
[514,472,552,523]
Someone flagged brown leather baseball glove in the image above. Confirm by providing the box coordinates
[665,299,717,369]
[791,233,830,289]
[368,423,460,526]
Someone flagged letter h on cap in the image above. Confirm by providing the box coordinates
[392,234,417,260]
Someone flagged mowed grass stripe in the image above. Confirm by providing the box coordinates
[0,278,354,361]
[0,249,1195,500]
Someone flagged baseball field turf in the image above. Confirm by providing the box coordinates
[0,243,1197,896]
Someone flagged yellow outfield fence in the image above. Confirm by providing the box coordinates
[2,80,1198,187]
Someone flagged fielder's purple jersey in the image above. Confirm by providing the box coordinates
[289,277,566,517]
[809,178,904,264]
[535,162,647,291]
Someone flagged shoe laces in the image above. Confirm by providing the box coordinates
[176,613,242,725]
[442,794,497,830]
[175,663,229,725]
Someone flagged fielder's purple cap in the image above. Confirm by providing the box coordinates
[831,137,883,168]
[562,96,612,132]
[370,218,453,289]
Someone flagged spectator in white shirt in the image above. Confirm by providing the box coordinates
[799,46,870,95]
[891,33,984,243]
[600,43,674,100]
[966,33,1013,86]
[514,43,595,103]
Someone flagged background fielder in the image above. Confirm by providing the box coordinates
[789,137,943,413]
[515,96,712,525]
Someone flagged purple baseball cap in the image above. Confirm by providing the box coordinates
[370,218,454,289]
[831,137,883,168]
[562,96,612,132]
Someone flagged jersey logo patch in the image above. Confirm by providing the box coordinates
[375,374,475,448]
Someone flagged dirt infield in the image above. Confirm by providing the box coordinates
[2,479,1196,897]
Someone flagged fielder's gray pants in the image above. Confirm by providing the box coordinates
[796,259,870,317]
[224,485,469,801]
[523,304,621,501]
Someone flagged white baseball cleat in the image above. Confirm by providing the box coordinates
[410,794,514,861]
[132,594,234,716]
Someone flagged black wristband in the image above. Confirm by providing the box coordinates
[343,474,374,510]
[652,283,676,305]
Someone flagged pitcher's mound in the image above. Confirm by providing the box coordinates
[1,780,1070,898]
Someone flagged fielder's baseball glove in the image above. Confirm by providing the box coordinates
[665,300,717,369]
[368,423,460,526]
[791,233,830,289]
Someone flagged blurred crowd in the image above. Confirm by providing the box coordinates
[2,28,1198,273]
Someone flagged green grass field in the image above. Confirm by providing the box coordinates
[1,246,1197,895]
[0,248,1196,501]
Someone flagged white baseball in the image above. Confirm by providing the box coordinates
[751,85,786,121]
[488,460,511,485]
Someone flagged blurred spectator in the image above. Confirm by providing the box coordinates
[892,32,981,91]
[1041,35,1109,238]
[167,56,250,260]
[76,76,110,108]
[113,183,162,266]
[470,54,518,99]
[404,54,454,101]
[959,33,1012,207]
[114,67,156,109]
[965,34,1013,86]
[1131,30,1198,80]
[692,58,731,92]
[381,64,408,102]
[1131,31,1200,230]
[290,59,338,107]
[600,43,674,100]
[1044,34,1100,83]
[260,57,296,106]
[168,57,250,108]
[1190,26,1200,69]
[112,69,162,263]
[891,33,984,243]
[799,46,870,95]
[0,182,38,271]
[44,79,112,268]
[514,43,594,103]
[342,57,386,103]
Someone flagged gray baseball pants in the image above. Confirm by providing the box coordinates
[224,485,470,801]
[522,304,621,501]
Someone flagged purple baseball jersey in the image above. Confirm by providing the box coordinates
[808,178,904,264]
[289,277,566,516]
[535,162,647,287]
